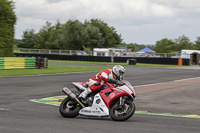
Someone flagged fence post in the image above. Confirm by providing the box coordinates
[199,59,200,66]
[36,57,41,69]
[110,49,114,63]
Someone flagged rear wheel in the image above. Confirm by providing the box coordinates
[59,97,81,118]
[109,100,135,121]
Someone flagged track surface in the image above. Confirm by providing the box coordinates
[1,66,200,133]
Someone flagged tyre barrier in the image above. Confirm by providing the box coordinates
[127,59,137,65]
[0,57,36,69]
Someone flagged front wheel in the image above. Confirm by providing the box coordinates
[59,97,81,118]
[109,100,135,121]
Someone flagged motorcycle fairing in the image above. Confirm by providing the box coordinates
[79,93,109,117]
[99,85,132,108]
[118,85,135,97]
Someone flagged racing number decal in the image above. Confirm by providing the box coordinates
[109,93,115,98]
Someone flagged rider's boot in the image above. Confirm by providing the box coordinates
[78,87,92,101]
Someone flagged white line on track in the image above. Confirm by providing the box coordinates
[0,108,10,111]
[134,76,200,88]
[30,99,60,107]
[136,112,200,119]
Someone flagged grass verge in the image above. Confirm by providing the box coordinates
[0,60,183,77]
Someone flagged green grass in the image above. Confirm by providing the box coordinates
[49,60,181,68]
[0,64,108,76]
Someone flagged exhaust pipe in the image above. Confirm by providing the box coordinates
[62,87,85,108]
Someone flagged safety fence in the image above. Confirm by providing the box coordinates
[14,48,93,56]
[0,57,36,69]
[14,53,191,66]
[14,48,185,58]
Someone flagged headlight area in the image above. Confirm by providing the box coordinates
[131,93,136,100]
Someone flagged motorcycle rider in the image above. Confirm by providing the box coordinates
[79,65,125,99]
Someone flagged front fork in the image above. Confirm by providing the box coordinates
[118,96,128,109]
[119,96,125,106]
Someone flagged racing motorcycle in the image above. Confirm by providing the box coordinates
[59,80,136,121]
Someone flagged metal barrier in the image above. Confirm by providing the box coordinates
[14,48,93,56]
[14,48,186,58]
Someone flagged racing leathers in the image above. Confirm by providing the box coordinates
[79,69,118,99]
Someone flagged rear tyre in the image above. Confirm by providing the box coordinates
[109,100,135,121]
[59,97,81,118]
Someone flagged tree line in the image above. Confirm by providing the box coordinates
[15,19,200,53]
[15,19,122,51]
[1,0,200,57]
[151,35,200,53]
[119,35,200,53]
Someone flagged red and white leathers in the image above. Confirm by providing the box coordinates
[85,69,117,92]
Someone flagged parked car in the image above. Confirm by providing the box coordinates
[73,51,88,56]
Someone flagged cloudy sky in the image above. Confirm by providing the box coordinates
[13,0,200,44]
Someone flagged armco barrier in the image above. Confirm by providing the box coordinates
[0,57,36,69]
[14,53,190,66]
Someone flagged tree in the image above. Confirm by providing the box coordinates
[194,36,200,50]
[36,21,61,49]
[174,35,194,51]
[0,0,17,57]
[35,22,51,49]
[82,21,104,50]
[89,19,122,48]
[17,29,37,48]
[59,20,85,50]
[154,38,175,53]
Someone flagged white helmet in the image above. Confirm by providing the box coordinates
[112,65,125,80]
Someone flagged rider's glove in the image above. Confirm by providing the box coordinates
[107,78,117,84]
[108,78,124,86]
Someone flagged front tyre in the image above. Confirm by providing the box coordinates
[109,100,135,121]
[59,97,81,118]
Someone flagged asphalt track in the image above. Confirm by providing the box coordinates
[0,64,200,133]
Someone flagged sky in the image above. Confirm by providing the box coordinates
[13,0,200,45]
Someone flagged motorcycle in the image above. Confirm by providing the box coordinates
[59,80,136,121]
